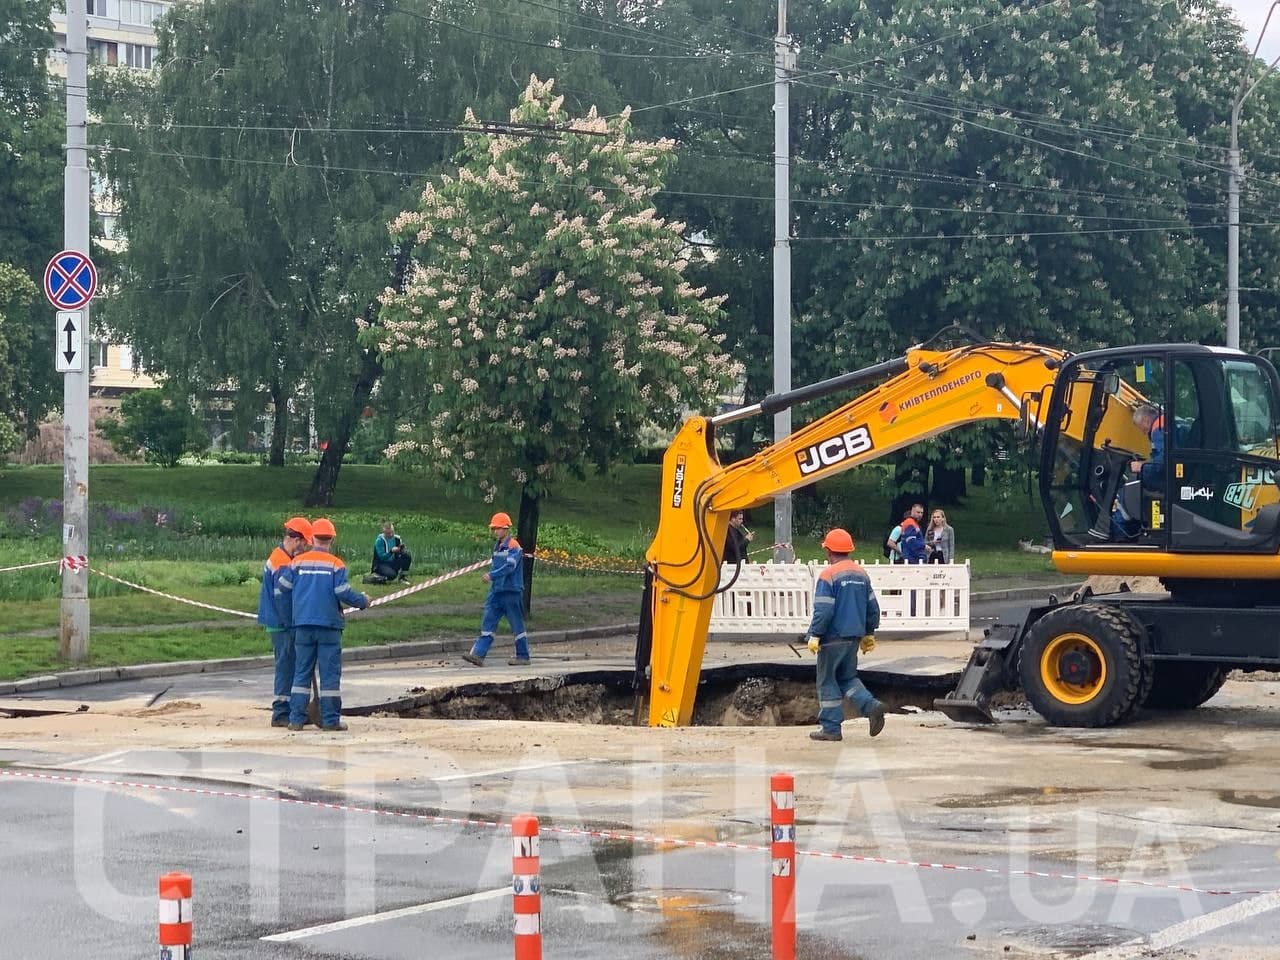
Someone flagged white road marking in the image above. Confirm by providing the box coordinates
[1078,890,1280,959]
[56,749,130,768]
[430,758,597,782]
[260,887,510,941]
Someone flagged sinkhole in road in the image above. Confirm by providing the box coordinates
[358,662,957,726]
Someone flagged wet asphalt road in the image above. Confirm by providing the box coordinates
[4,753,1280,960]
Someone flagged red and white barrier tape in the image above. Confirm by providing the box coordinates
[531,552,645,576]
[88,568,257,619]
[746,541,793,559]
[2,768,1274,898]
[60,555,88,573]
[528,541,796,577]
[0,560,60,575]
[349,560,489,615]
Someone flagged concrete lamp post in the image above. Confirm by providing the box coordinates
[1228,1,1280,350]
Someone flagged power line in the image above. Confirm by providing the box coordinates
[353,0,772,63]
[794,222,1272,244]
[796,79,1222,189]
[618,0,1067,118]
[92,143,1221,233]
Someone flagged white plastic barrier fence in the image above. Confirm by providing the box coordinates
[709,560,970,635]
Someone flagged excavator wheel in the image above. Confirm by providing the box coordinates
[1018,604,1150,728]
[1143,662,1227,711]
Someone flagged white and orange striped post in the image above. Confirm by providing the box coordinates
[512,814,542,960]
[158,871,192,959]
[770,773,796,960]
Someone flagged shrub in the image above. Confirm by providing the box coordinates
[96,390,207,467]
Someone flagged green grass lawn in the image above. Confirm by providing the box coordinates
[0,461,1058,681]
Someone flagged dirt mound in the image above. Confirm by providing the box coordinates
[129,699,203,717]
[1086,575,1167,595]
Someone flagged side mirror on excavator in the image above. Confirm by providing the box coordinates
[1103,371,1122,396]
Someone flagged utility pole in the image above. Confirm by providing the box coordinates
[1227,2,1280,351]
[772,0,797,562]
[61,0,91,661]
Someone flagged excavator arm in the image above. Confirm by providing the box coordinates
[639,336,1151,727]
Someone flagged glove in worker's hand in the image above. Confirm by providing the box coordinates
[859,634,876,654]
[806,635,820,655]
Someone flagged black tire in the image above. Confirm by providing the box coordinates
[1143,661,1227,711]
[1019,604,1149,728]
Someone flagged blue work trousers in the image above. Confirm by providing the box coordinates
[471,591,529,659]
[270,629,295,723]
[290,627,343,727]
[816,640,879,735]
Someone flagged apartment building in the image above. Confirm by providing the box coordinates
[49,0,169,396]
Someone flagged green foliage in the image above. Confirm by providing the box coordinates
[0,263,35,457]
[0,0,62,432]
[371,77,740,502]
[96,389,207,467]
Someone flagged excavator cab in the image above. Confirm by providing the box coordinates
[1040,346,1280,564]
[941,345,1280,728]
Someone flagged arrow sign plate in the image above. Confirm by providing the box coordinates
[55,311,84,373]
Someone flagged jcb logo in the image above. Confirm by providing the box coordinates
[796,426,874,476]
[671,455,687,508]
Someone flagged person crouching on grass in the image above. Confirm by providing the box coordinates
[258,516,312,727]
[276,517,369,732]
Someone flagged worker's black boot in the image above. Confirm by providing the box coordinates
[808,729,842,742]
[462,653,485,667]
[867,704,886,738]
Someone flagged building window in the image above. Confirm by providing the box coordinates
[87,0,109,16]
[100,214,119,240]
[119,1,165,27]
[88,39,118,66]
[92,343,109,369]
[119,345,134,371]
[123,44,155,70]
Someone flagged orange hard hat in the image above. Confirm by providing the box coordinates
[821,528,855,553]
[283,516,313,541]
[489,512,513,529]
[311,517,337,539]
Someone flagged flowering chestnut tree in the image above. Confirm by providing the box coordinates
[366,76,740,602]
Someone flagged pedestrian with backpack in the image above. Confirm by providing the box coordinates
[884,503,926,563]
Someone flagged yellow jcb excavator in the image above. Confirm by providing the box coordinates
[634,328,1280,729]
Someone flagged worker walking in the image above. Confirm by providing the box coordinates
[277,517,369,732]
[804,528,887,741]
[462,512,531,667]
[258,516,312,727]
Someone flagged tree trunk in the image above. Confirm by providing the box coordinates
[929,463,968,505]
[887,459,923,529]
[304,347,382,507]
[971,462,986,487]
[517,484,541,617]
[268,377,288,467]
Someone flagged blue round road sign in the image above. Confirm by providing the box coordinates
[44,250,98,310]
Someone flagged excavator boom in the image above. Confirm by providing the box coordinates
[639,338,1131,727]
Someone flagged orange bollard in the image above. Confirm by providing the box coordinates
[157,871,193,959]
[512,814,542,960]
[770,773,796,960]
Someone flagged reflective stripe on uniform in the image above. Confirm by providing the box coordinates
[291,686,310,695]
[819,699,843,708]
[814,596,834,605]
[319,690,341,698]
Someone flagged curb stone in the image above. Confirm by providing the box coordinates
[970,582,1083,602]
